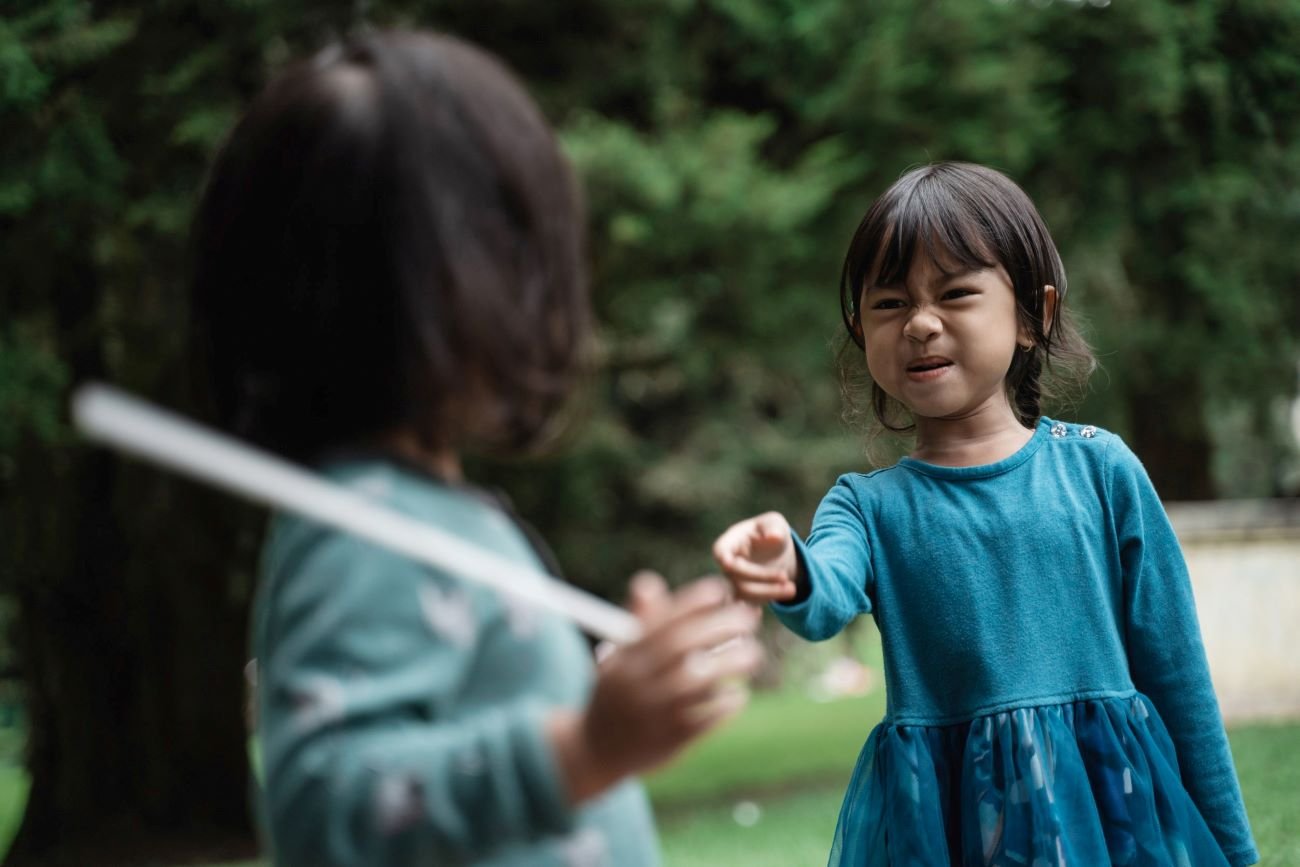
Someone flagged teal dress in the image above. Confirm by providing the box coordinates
[251,458,659,866]
[774,419,1257,867]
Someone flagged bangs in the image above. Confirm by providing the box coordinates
[836,161,1093,435]
[842,171,1001,333]
[870,187,999,290]
[840,163,1031,347]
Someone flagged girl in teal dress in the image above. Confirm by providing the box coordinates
[190,30,762,867]
[713,162,1257,866]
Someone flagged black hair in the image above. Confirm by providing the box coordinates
[190,30,588,462]
[839,161,1094,431]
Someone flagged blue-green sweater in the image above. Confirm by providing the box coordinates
[774,418,1257,866]
[252,460,658,867]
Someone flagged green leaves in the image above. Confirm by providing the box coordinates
[0,324,69,453]
[5,0,1298,589]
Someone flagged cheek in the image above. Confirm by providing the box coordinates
[862,340,892,383]
[986,329,1022,379]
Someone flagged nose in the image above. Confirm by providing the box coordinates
[902,304,941,343]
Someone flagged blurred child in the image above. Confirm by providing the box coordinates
[191,30,761,867]
[713,163,1257,866]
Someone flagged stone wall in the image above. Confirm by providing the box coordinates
[1167,499,1300,723]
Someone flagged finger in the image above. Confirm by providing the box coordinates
[753,511,790,541]
[627,570,671,625]
[712,523,754,567]
[714,516,772,556]
[678,683,750,733]
[658,575,730,618]
[720,557,791,584]
[688,634,763,684]
[732,579,797,603]
[613,578,729,680]
[648,604,762,675]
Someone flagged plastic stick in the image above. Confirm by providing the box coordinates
[71,383,642,644]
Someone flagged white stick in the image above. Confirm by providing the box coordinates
[71,383,642,644]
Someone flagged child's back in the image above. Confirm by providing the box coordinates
[255,460,657,865]
[192,29,763,867]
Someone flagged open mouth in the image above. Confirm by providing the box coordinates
[906,357,954,373]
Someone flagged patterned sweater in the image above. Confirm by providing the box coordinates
[252,458,658,867]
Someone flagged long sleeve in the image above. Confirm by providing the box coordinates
[1107,440,1258,866]
[256,529,574,867]
[772,475,874,641]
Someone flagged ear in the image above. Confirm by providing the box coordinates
[1042,285,1058,336]
[1020,284,1058,348]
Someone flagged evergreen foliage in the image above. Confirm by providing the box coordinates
[1,0,1297,860]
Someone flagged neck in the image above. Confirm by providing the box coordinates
[380,429,464,483]
[910,402,1034,467]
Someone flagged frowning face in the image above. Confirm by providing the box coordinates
[859,253,1029,424]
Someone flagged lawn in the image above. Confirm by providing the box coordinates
[652,700,1300,867]
[0,680,1297,865]
[1230,721,1300,867]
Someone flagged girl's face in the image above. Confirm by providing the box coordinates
[859,252,1030,424]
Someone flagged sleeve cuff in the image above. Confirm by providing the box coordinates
[514,703,578,837]
[771,531,816,614]
[1226,845,1259,867]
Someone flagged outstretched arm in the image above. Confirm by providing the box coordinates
[712,511,801,603]
[713,477,874,642]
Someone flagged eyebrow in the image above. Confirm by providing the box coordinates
[865,267,984,294]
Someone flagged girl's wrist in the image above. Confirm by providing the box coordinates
[546,708,624,806]
[785,548,811,603]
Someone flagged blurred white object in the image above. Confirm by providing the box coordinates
[809,655,875,703]
[72,383,642,645]
[732,800,761,827]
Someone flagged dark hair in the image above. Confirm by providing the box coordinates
[190,30,588,462]
[839,162,1094,431]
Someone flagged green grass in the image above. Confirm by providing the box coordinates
[645,687,884,809]
[659,785,845,867]
[1228,722,1300,866]
[0,765,29,858]
[649,710,1300,866]
[0,684,1296,866]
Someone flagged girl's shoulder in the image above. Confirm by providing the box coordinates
[833,419,1139,494]
[1038,418,1145,476]
[1040,418,1118,463]
[819,465,911,515]
[261,458,543,604]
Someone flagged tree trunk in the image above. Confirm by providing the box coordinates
[1126,370,1216,502]
[3,261,258,866]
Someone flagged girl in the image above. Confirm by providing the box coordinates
[713,162,1257,866]
[190,30,762,867]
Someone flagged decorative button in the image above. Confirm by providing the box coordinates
[1080,425,1098,439]
[1050,422,1068,438]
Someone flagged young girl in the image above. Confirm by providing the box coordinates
[190,30,762,867]
[713,162,1257,867]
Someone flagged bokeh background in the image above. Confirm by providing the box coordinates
[2,0,1299,864]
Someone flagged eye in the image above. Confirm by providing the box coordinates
[942,287,977,301]
[870,298,908,311]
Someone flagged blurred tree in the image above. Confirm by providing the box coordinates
[0,2,368,862]
[1025,0,1300,499]
[497,0,1300,604]
[1,0,1298,862]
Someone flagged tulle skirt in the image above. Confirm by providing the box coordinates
[830,694,1229,867]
